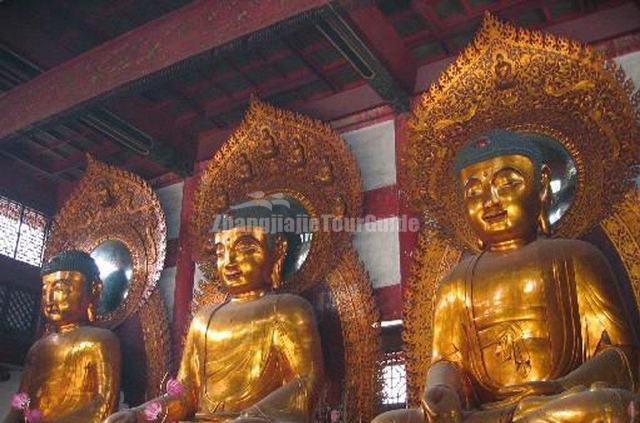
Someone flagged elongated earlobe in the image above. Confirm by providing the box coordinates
[87,303,96,322]
[87,280,102,322]
[270,237,288,290]
[538,164,552,237]
[477,238,486,250]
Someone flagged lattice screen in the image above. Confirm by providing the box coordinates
[16,207,48,266]
[0,285,39,336]
[5,290,37,332]
[381,351,407,406]
[0,195,48,266]
[0,196,21,257]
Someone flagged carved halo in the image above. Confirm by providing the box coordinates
[324,247,382,422]
[403,13,640,250]
[192,96,363,293]
[44,156,170,396]
[191,98,382,421]
[402,14,640,404]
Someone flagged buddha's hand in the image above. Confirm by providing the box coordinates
[102,409,137,423]
[421,385,462,423]
[499,380,564,403]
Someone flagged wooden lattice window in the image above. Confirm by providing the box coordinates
[381,350,407,407]
[0,283,39,336]
[0,195,48,266]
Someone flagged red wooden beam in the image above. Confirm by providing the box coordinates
[173,174,198,354]
[345,4,418,93]
[199,62,352,120]
[0,0,330,142]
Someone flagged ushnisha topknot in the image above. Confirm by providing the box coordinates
[41,250,101,290]
[453,129,547,185]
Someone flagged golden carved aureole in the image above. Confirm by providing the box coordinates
[324,248,383,420]
[44,156,171,397]
[403,12,640,250]
[398,12,640,421]
[188,98,382,422]
[602,188,640,313]
[192,96,363,293]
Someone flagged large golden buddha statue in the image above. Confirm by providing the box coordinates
[3,250,121,423]
[105,210,324,423]
[376,130,639,422]
[375,13,640,423]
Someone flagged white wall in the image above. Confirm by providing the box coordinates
[342,120,396,191]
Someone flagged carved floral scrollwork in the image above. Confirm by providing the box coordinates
[324,248,382,422]
[403,12,640,250]
[403,229,463,405]
[601,188,640,321]
[192,97,363,293]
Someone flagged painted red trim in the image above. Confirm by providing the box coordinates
[292,84,384,122]
[164,238,179,268]
[332,105,395,133]
[0,0,330,140]
[172,173,199,352]
[595,31,640,57]
[150,172,187,190]
[373,284,402,321]
[346,5,417,93]
[363,185,399,221]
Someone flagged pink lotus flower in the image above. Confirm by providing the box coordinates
[25,409,43,423]
[143,402,162,421]
[165,378,185,397]
[11,393,30,411]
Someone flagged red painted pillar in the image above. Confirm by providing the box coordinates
[394,114,420,296]
[172,173,199,355]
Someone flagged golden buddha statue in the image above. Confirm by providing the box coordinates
[105,211,324,423]
[3,250,121,423]
[374,130,640,423]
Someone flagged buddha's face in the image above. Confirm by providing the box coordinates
[459,154,541,246]
[214,227,274,295]
[42,271,88,325]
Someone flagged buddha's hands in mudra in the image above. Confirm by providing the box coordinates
[102,409,137,423]
[102,410,270,422]
[494,380,565,406]
[421,385,462,422]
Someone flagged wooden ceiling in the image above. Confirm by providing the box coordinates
[0,0,638,209]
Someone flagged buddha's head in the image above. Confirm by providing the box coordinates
[212,205,297,297]
[214,226,287,296]
[41,250,102,327]
[455,129,552,249]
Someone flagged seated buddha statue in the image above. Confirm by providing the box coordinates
[105,209,324,422]
[3,250,121,423]
[374,130,640,423]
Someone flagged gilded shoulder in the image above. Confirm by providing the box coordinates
[535,237,607,263]
[71,326,120,358]
[273,293,316,326]
[190,304,218,329]
[536,238,614,291]
[80,326,119,345]
[435,256,470,300]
